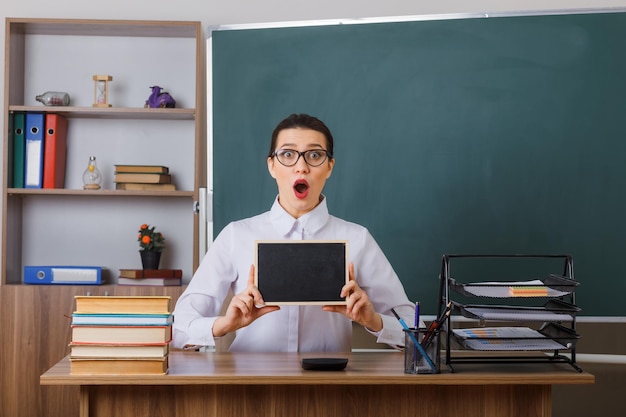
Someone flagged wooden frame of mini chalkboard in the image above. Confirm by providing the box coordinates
[254,240,349,305]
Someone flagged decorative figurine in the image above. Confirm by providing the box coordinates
[35,91,70,106]
[82,156,102,190]
[93,75,112,107]
[145,86,176,108]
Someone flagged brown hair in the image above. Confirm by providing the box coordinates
[268,113,334,158]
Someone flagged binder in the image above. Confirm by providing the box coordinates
[43,113,68,188]
[24,112,45,188]
[13,112,26,188]
[7,114,15,187]
[24,266,102,285]
[7,112,26,188]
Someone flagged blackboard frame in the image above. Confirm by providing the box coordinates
[254,240,349,305]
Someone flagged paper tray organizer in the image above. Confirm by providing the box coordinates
[452,299,580,323]
[437,254,583,372]
[451,322,581,351]
[449,273,579,298]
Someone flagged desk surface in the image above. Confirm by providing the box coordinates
[41,351,594,386]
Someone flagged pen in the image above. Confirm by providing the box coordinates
[413,302,420,365]
[414,301,420,328]
[391,308,437,372]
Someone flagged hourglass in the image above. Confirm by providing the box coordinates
[93,75,112,107]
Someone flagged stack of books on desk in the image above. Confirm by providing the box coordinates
[69,296,172,375]
[113,164,175,191]
[117,268,183,286]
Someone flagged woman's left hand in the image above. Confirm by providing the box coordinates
[322,263,383,332]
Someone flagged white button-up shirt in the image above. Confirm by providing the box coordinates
[172,197,415,352]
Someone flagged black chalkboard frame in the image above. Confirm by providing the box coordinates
[254,240,349,305]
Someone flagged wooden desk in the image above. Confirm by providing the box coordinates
[41,351,594,417]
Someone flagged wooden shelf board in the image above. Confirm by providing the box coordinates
[7,18,200,38]
[7,188,195,198]
[8,106,195,120]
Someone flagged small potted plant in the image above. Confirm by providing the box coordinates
[138,224,166,269]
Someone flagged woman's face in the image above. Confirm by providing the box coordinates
[267,127,334,219]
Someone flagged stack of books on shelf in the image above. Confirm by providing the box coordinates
[118,268,183,286]
[113,164,175,191]
[69,296,172,375]
[9,112,68,189]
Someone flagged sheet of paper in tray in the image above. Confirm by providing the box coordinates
[452,327,567,351]
[461,279,570,298]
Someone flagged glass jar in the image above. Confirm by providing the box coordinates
[35,91,70,106]
[82,156,102,190]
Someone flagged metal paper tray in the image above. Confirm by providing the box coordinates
[450,275,578,298]
[451,323,580,351]
[452,299,579,322]
[538,322,581,347]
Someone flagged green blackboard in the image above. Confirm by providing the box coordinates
[211,11,626,316]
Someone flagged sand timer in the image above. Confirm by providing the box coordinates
[93,75,112,107]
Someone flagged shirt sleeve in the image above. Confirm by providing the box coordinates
[351,228,416,349]
[371,306,417,349]
[172,224,238,349]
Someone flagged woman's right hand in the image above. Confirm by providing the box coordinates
[212,265,280,337]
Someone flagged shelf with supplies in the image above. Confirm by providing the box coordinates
[1,17,205,417]
[2,17,206,287]
[437,254,583,372]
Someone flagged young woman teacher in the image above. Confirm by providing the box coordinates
[172,113,416,352]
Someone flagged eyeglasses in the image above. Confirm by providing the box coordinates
[271,149,332,167]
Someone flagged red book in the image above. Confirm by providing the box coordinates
[118,277,182,286]
[42,114,68,188]
[119,269,183,279]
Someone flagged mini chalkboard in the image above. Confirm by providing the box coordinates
[254,240,349,305]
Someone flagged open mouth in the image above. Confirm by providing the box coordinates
[293,179,310,198]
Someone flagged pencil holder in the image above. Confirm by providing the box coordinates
[403,328,440,374]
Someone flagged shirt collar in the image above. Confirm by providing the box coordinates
[269,195,330,238]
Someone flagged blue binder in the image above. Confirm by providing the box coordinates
[24,266,103,285]
[24,112,45,188]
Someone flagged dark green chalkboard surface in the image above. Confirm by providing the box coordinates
[211,11,626,316]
